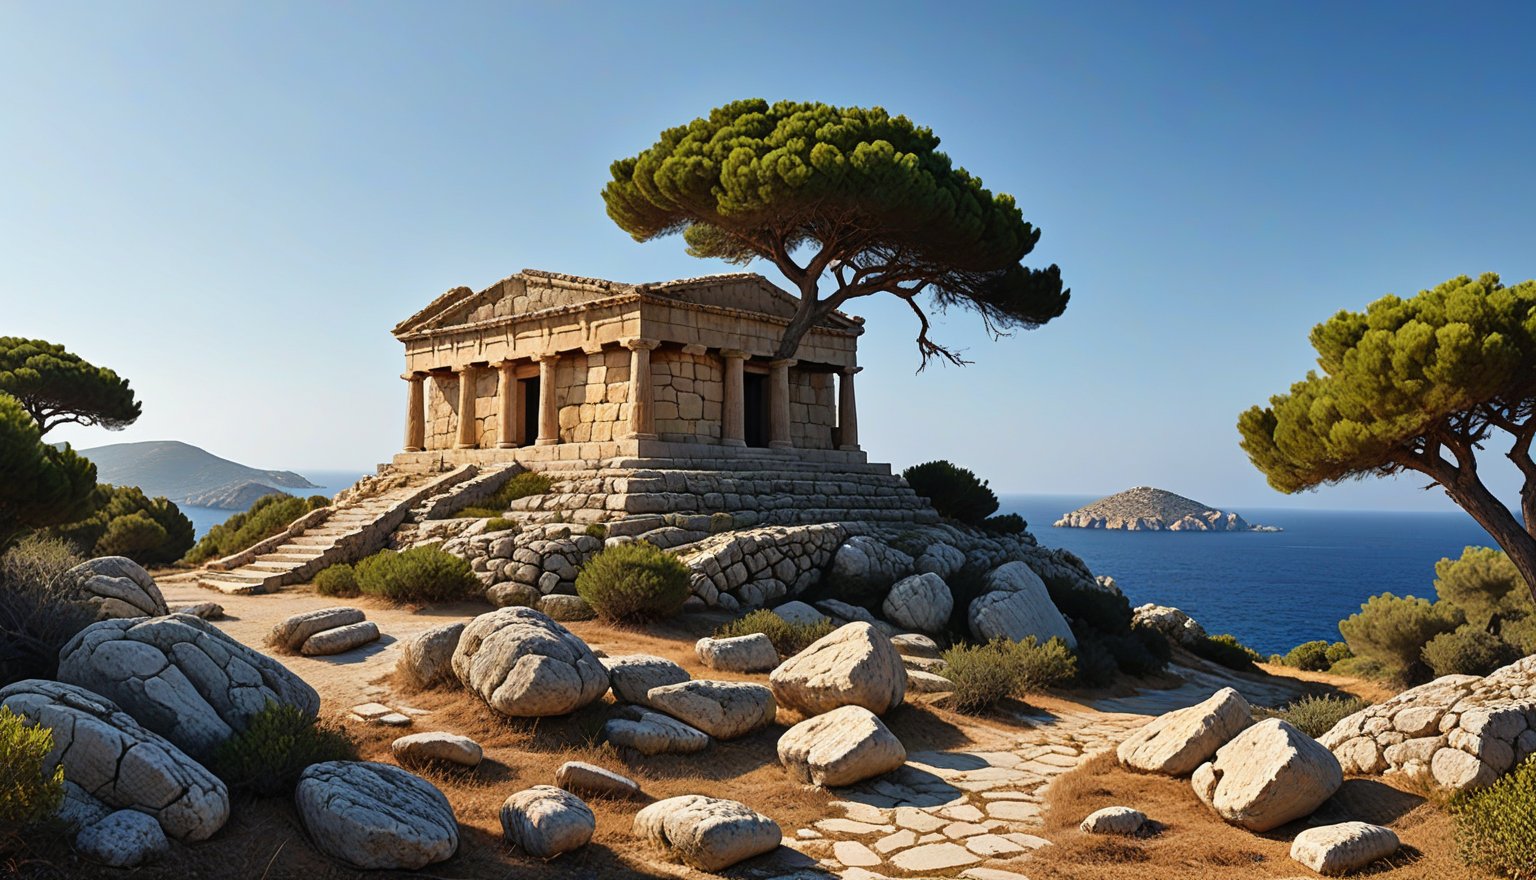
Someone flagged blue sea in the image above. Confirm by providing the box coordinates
[999,494,1497,657]
[181,470,369,539]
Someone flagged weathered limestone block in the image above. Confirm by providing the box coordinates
[0,680,228,841]
[537,594,595,621]
[907,669,955,693]
[488,582,540,607]
[1192,719,1342,831]
[882,572,953,634]
[1290,822,1400,876]
[501,785,595,858]
[391,732,483,768]
[56,615,319,761]
[397,622,465,689]
[556,760,641,800]
[295,761,459,870]
[601,654,690,706]
[452,607,608,717]
[301,621,380,656]
[1132,603,1207,647]
[267,607,366,653]
[968,561,1077,649]
[891,633,940,657]
[75,810,169,868]
[1117,687,1253,776]
[913,542,966,579]
[56,556,168,619]
[604,708,711,755]
[646,680,776,740]
[1079,806,1148,835]
[770,600,828,626]
[771,622,906,717]
[634,794,781,871]
[57,780,112,831]
[696,634,779,673]
[777,705,906,787]
[826,536,914,602]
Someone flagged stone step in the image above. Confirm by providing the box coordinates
[248,560,302,572]
[199,577,268,595]
[291,535,334,546]
[257,552,322,564]
[273,545,328,557]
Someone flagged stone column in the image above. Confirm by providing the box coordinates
[454,365,478,449]
[720,349,747,447]
[496,361,516,448]
[838,366,861,451]
[625,338,660,440]
[768,358,796,449]
[535,353,560,446]
[402,372,426,452]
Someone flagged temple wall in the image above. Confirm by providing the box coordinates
[653,348,725,443]
[790,370,836,449]
[558,349,632,444]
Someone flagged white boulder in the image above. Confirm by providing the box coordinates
[882,573,953,634]
[645,680,776,740]
[604,708,710,755]
[634,794,781,871]
[769,622,906,717]
[771,601,828,626]
[301,620,380,656]
[1117,687,1254,775]
[1192,718,1343,832]
[696,634,779,673]
[1079,806,1148,835]
[1132,603,1207,647]
[500,785,595,858]
[75,810,169,867]
[391,732,483,768]
[1290,822,1400,876]
[267,607,365,653]
[452,607,608,717]
[56,556,167,619]
[968,562,1077,648]
[556,761,641,799]
[777,704,906,787]
[397,622,465,689]
[294,761,459,870]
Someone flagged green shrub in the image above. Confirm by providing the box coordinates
[1329,655,1389,681]
[488,471,553,509]
[716,609,836,657]
[1339,593,1464,684]
[184,493,328,564]
[1255,695,1370,738]
[49,483,194,566]
[982,513,1026,535]
[583,523,608,540]
[575,541,691,623]
[1435,546,1534,627]
[1043,573,1134,636]
[209,702,357,797]
[484,517,518,533]
[1282,640,1333,671]
[901,460,999,525]
[1192,633,1262,670]
[1501,615,1536,655]
[1452,754,1536,879]
[313,563,359,598]
[1325,640,1354,666]
[0,537,93,687]
[1106,625,1172,676]
[0,705,64,825]
[941,637,1076,713]
[1071,633,1120,687]
[454,506,503,519]
[1422,625,1523,678]
[354,546,477,604]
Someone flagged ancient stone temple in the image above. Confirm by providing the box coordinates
[392,269,865,463]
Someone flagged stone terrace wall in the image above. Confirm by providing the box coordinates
[653,347,723,443]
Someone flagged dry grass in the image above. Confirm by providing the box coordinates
[1028,750,1486,880]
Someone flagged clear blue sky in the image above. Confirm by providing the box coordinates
[4,1,1534,511]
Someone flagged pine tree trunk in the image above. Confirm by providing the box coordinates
[1445,476,1536,607]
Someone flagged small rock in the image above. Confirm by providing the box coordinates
[601,654,690,706]
[556,761,641,799]
[488,582,541,608]
[890,633,941,657]
[268,607,367,653]
[501,785,595,858]
[75,810,169,867]
[907,670,955,693]
[696,633,780,673]
[1290,821,1401,875]
[1079,806,1147,835]
[397,622,465,689]
[634,794,781,871]
[391,732,482,768]
[771,601,828,626]
[883,573,953,634]
[173,602,224,620]
[301,621,380,656]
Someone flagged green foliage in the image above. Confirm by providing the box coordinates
[575,541,691,623]
[1282,640,1334,671]
[1329,655,1389,681]
[50,483,193,566]
[0,536,93,687]
[1044,573,1133,636]
[0,706,64,825]
[1452,754,1536,879]
[488,472,552,509]
[209,702,357,797]
[981,512,1027,535]
[453,506,503,519]
[1501,615,1536,655]
[1255,695,1371,738]
[1435,546,1534,626]
[313,563,359,598]
[354,546,477,604]
[1325,640,1355,666]
[901,460,999,525]
[583,523,608,540]
[0,337,139,436]
[183,492,328,564]
[1070,632,1122,687]
[715,609,836,657]
[0,396,97,551]
[941,637,1077,713]
[1339,593,1464,684]
[603,99,1067,365]
[1192,633,1262,670]
[1422,625,1523,678]
[484,517,518,533]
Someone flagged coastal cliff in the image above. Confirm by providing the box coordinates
[1055,486,1279,532]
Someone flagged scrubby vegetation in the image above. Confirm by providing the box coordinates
[1338,592,1464,684]
[353,546,478,604]
[455,471,553,518]
[184,492,329,564]
[1423,624,1523,678]
[0,536,94,688]
[1191,633,1262,670]
[901,460,999,525]
[313,562,360,598]
[982,512,1026,534]
[209,702,357,797]
[0,705,64,826]
[1280,639,1333,671]
[941,637,1077,713]
[715,609,836,657]
[1255,694,1370,738]
[49,483,194,565]
[1451,754,1536,879]
[583,523,608,540]
[575,541,691,623]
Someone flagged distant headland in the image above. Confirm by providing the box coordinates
[1054,486,1281,532]
[75,440,318,510]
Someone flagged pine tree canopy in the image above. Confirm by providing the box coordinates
[0,395,98,550]
[602,99,1069,366]
[0,337,140,435]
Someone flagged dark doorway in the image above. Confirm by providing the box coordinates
[743,372,768,447]
[521,377,540,445]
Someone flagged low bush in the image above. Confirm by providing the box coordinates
[49,483,195,566]
[1325,640,1354,666]
[1192,633,1262,670]
[981,513,1027,535]
[575,541,691,623]
[487,471,553,510]
[353,546,477,604]
[0,537,94,688]
[1339,593,1464,684]
[716,610,835,657]
[1422,625,1523,678]
[1329,655,1389,681]
[901,460,999,525]
[1502,615,1536,655]
[1070,633,1121,687]
[942,637,1077,713]
[484,517,518,533]
[1451,754,1536,879]
[583,523,608,540]
[184,493,329,564]
[1282,640,1333,671]
[0,705,64,825]
[454,506,503,519]
[313,563,359,598]
[1435,545,1533,627]
[209,702,357,797]
[1256,694,1370,738]
[1044,573,1134,637]
[1106,625,1172,676]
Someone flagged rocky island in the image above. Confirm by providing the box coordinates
[1055,486,1280,532]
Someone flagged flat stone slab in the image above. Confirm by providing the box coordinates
[268,607,366,653]
[889,841,982,872]
[391,732,482,768]
[556,761,641,799]
[301,621,380,655]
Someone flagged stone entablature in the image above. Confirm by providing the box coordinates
[393,269,864,456]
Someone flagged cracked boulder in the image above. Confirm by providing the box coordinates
[825,536,914,603]
[968,562,1077,649]
[601,654,691,706]
[56,556,168,619]
[501,785,595,858]
[452,607,608,717]
[770,622,906,717]
[56,615,320,761]
[634,794,781,871]
[295,761,459,870]
[645,680,777,740]
[777,704,906,787]
[1192,718,1342,832]
[603,708,711,755]
[0,679,229,841]
[397,622,465,689]
[266,607,365,653]
[75,810,169,867]
[882,572,953,634]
